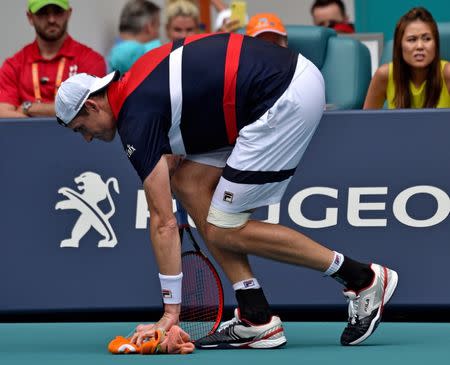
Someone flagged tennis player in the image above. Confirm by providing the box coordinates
[55,33,398,349]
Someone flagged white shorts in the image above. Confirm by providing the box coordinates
[185,146,232,168]
[189,54,325,213]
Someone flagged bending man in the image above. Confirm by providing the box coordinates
[55,33,398,349]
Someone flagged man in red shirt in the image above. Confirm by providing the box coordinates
[0,0,106,118]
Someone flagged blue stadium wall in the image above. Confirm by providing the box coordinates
[1,109,450,318]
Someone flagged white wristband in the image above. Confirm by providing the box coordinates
[159,272,183,304]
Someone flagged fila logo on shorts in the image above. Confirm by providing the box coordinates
[223,191,234,203]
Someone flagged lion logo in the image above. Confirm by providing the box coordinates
[55,172,120,248]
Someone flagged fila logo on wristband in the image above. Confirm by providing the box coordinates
[159,272,183,304]
[162,289,173,298]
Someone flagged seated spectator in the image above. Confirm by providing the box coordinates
[0,0,106,118]
[108,0,161,75]
[175,0,227,32]
[310,0,355,33]
[246,13,288,48]
[364,7,450,109]
[166,0,201,41]
[214,2,249,33]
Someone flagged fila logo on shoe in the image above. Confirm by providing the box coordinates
[364,298,370,312]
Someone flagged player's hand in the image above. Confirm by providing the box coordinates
[131,304,180,346]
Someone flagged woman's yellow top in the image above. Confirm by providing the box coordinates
[386,60,450,108]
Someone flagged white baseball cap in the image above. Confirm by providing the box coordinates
[56,71,119,126]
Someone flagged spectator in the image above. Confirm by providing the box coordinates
[214,2,249,33]
[364,7,450,109]
[108,0,161,75]
[0,0,106,118]
[246,13,288,48]
[310,0,355,34]
[165,0,200,41]
[170,0,227,32]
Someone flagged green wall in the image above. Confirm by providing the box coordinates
[355,0,450,40]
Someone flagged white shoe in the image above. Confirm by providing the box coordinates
[341,263,398,345]
[195,308,287,349]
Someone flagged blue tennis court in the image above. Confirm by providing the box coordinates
[1,321,449,364]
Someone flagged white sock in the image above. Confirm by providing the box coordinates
[232,278,261,291]
[323,251,344,276]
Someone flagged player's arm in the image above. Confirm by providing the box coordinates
[144,155,181,275]
[363,63,389,109]
[132,155,181,345]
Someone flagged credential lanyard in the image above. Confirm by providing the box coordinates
[31,57,66,102]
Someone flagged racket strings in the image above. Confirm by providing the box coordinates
[180,252,223,341]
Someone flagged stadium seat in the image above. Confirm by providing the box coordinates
[381,22,450,64]
[286,25,371,109]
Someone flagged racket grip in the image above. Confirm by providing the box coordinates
[175,200,189,228]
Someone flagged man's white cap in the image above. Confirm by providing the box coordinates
[56,71,119,126]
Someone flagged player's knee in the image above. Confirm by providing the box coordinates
[207,205,251,229]
[204,206,249,246]
[204,220,247,252]
[204,222,233,249]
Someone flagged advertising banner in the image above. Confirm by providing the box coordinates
[1,109,449,312]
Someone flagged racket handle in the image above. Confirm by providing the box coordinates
[175,200,189,228]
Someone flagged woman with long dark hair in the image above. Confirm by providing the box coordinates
[364,7,450,109]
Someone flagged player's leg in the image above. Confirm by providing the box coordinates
[199,56,397,347]
[204,217,397,346]
[171,159,255,284]
[172,159,283,349]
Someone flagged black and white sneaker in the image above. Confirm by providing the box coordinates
[341,263,398,346]
[195,309,287,349]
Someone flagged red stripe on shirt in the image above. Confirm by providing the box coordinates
[108,42,173,119]
[223,33,243,144]
[184,33,214,46]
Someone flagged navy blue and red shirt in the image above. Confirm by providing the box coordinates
[107,33,298,181]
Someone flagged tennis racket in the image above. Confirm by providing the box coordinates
[175,201,224,342]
